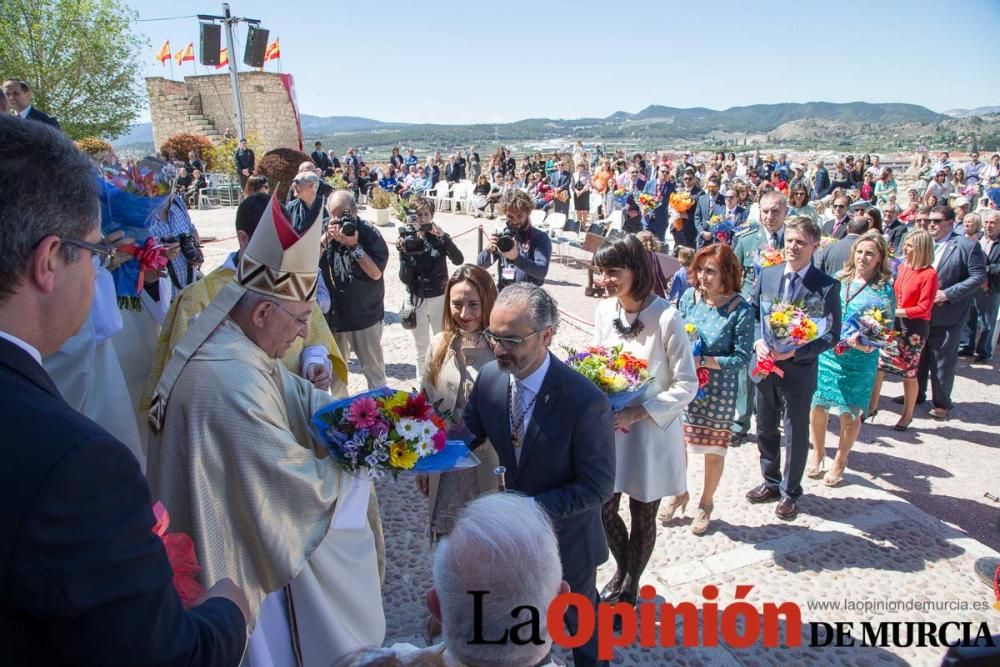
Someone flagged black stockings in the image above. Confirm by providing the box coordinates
[601,493,661,589]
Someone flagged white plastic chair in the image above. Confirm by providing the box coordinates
[434,182,454,211]
[530,209,547,229]
[451,180,471,214]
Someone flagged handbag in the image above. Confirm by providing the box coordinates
[400,292,418,330]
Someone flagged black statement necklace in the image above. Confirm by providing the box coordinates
[613,300,645,340]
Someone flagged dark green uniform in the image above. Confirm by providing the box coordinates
[730,224,772,439]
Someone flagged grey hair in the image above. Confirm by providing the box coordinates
[230,290,281,317]
[433,493,562,667]
[494,283,560,334]
[963,212,982,230]
[982,210,1000,223]
[0,116,99,301]
[328,189,358,216]
[760,189,788,210]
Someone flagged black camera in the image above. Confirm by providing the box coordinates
[337,213,360,238]
[398,224,426,255]
[496,224,517,253]
[161,233,203,265]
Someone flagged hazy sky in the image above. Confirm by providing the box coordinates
[129,0,1000,123]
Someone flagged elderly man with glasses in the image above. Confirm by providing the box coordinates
[822,195,852,240]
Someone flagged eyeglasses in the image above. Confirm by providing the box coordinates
[832,204,847,209]
[61,237,116,269]
[927,218,946,225]
[270,301,312,327]
[482,328,543,349]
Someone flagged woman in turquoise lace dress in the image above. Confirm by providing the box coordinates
[809,231,896,487]
[679,244,753,535]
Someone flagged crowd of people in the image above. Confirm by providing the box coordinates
[3,84,999,667]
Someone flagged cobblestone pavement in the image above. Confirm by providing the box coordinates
[192,205,1000,666]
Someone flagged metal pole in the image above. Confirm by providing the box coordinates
[222,3,246,140]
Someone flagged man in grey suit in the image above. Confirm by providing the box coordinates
[914,205,987,419]
[817,216,868,276]
[464,283,615,667]
[747,217,841,521]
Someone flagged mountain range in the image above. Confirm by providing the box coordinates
[112,102,1000,151]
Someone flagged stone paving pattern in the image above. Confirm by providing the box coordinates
[192,205,1000,666]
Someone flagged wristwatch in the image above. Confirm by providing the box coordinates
[350,246,365,261]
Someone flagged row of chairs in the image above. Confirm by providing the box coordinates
[426,179,476,213]
[198,173,241,208]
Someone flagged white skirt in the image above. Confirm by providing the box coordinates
[613,414,687,502]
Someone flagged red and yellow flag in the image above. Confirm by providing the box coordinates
[174,42,195,66]
[264,38,280,62]
[156,40,171,65]
[215,47,229,69]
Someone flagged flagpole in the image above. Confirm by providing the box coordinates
[169,56,175,80]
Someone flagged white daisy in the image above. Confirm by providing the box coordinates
[414,439,435,457]
[395,417,419,440]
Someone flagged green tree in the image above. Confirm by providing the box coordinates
[0,0,147,140]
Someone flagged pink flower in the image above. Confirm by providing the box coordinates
[432,429,446,451]
[346,396,380,429]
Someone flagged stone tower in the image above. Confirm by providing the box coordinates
[146,71,301,153]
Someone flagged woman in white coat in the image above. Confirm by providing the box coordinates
[592,235,699,606]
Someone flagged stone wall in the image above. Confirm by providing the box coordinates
[146,72,300,154]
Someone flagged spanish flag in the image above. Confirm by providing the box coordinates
[174,42,195,66]
[264,38,280,63]
[215,47,229,69]
[156,40,171,66]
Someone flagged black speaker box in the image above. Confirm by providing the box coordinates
[243,27,269,68]
[200,23,222,65]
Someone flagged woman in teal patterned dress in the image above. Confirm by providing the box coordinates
[809,230,896,487]
[679,244,754,535]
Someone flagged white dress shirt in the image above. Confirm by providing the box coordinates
[781,263,810,302]
[0,330,42,366]
[17,105,32,120]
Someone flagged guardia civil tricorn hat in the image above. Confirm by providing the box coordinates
[236,194,321,302]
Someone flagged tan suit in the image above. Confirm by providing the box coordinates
[421,332,500,539]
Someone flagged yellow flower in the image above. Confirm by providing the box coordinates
[872,309,884,322]
[770,312,790,326]
[379,391,409,413]
[609,376,629,392]
[389,442,418,470]
[684,323,697,336]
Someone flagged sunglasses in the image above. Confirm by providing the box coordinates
[482,328,543,349]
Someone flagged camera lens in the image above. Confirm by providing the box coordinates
[340,221,357,237]
[496,235,515,253]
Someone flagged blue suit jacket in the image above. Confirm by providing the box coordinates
[25,106,60,129]
[932,232,987,327]
[0,339,246,665]
[693,191,726,246]
[643,179,675,241]
[751,264,842,375]
[463,354,615,581]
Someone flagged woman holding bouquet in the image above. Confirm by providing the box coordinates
[808,231,896,486]
[678,245,754,534]
[592,236,699,605]
[416,265,500,542]
[869,229,937,431]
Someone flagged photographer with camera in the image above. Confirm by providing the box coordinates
[150,191,203,292]
[477,190,552,291]
[397,196,465,378]
[319,191,389,389]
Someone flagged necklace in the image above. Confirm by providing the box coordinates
[844,277,869,306]
[613,299,647,340]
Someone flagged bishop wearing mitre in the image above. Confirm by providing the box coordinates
[146,195,385,666]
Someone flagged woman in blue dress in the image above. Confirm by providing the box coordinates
[678,244,754,535]
[809,230,896,486]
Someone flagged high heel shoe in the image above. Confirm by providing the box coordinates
[599,571,625,603]
[893,417,912,432]
[691,505,713,535]
[660,492,689,524]
[617,574,638,607]
[806,456,826,479]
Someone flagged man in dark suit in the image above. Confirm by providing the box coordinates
[549,159,573,217]
[914,206,987,419]
[694,175,726,248]
[0,115,248,665]
[464,283,615,667]
[748,217,841,520]
[234,138,255,189]
[722,187,748,229]
[817,216,868,276]
[644,164,675,242]
[4,79,60,128]
[311,140,334,176]
[821,195,852,240]
[971,211,1000,361]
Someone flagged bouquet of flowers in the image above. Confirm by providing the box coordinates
[684,323,710,401]
[707,215,735,243]
[637,192,659,214]
[564,344,653,410]
[311,388,480,480]
[751,302,830,381]
[756,247,785,269]
[669,192,695,213]
[612,188,629,207]
[101,161,172,198]
[152,501,204,610]
[834,298,894,354]
[818,236,836,250]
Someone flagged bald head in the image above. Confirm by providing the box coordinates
[327,190,357,218]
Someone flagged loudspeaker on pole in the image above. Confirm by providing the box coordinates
[243,26,269,68]
[200,23,222,65]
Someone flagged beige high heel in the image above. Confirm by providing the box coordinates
[691,505,713,535]
[660,491,689,524]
